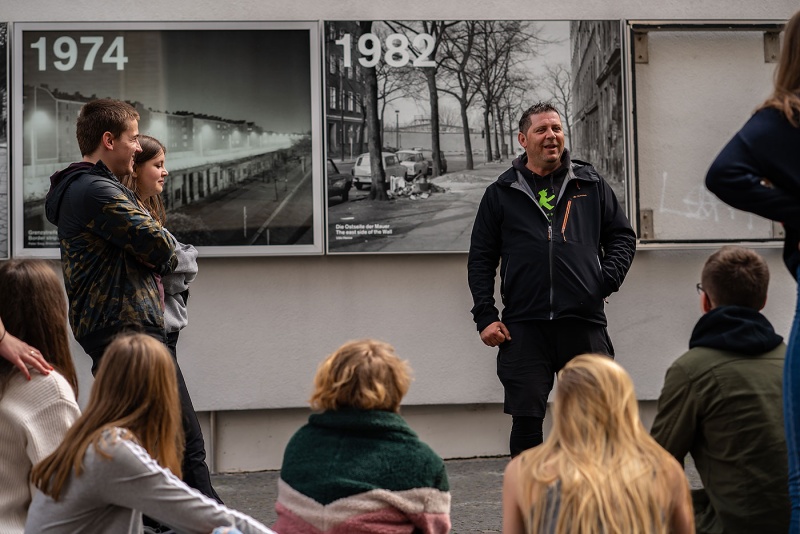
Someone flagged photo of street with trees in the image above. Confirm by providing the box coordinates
[324,20,624,253]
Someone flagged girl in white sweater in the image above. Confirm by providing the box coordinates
[0,259,81,533]
[26,333,273,534]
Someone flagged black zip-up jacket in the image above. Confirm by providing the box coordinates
[468,152,636,332]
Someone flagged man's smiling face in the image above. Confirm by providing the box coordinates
[518,111,565,176]
[107,119,142,178]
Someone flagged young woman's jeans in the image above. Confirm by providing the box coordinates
[786,267,800,531]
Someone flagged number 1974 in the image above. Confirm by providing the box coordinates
[30,36,128,71]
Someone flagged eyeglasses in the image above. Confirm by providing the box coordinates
[696,283,704,295]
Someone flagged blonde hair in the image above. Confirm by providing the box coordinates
[31,334,183,500]
[309,339,412,412]
[519,354,674,533]
[760,10,800,125]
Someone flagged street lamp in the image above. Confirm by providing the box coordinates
[395,110,399,150]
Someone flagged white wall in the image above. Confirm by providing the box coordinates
[8,0,799,470]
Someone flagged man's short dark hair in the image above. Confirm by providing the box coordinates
[519,102,561,133]
[76,99,139,156]
[701,246,769,309]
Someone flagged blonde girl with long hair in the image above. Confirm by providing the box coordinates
[502,354,693,533]
[26,333,274,534]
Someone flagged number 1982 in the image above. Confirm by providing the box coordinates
[334,32,435,69]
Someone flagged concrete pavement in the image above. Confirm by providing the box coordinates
[211,454,701,533]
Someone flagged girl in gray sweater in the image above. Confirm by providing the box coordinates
[26,334,273,534]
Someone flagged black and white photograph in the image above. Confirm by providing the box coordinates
[324,20,626,254]
[0,23,8,259]
[13,22,322,257]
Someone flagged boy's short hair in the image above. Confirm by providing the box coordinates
[309,339,412,412]
[76,99,139,156]
[519,101,560,133]
[701,245,769,309]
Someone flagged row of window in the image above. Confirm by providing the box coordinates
[328,87,362,112]
[328,56,363,80]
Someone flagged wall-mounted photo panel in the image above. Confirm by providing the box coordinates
[627,21,784,244]
[324,20,626,254]
[0,23,8,259]
[13,22,322,257]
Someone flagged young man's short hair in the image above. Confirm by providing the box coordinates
[519,101,560,133]
[701,245,769,309]
[76,99,139,156]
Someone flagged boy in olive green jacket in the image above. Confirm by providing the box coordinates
[651,246,789,534]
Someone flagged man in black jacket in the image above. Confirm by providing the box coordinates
[467,102,636,456]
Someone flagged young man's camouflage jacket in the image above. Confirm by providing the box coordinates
[46,160,177,354]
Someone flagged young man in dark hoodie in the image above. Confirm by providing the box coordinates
[467,102,636,456]
[47,101,222,510]
[650,246,790,533]
[45,99,176,373]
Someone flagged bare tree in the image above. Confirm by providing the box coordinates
[384,20,459,177]
[360,21,389,201]
[492,73,531,160]
[438,21,481,170]
[501,76,531,159]
[538,63,573,148]
[472,22,528,162]
[472,21,551,163]
[377,63,411,147]
[437,105,461,129]
[356,96,367,155]
[368,25,414,146]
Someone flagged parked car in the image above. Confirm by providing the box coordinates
[351,152,407,190]
[414,147,448,175]
[327,159,352,202]
[395,149,429,178]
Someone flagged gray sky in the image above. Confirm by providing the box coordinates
[23,28,312,133]
[378,20,572,125]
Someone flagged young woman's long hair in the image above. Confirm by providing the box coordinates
[31,333,183,501]
[0,259,78,396]
[760,10,800,125]
[519,354,674,533]
[121,134,167,225]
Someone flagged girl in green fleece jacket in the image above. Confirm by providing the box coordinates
[274,339,451,534]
